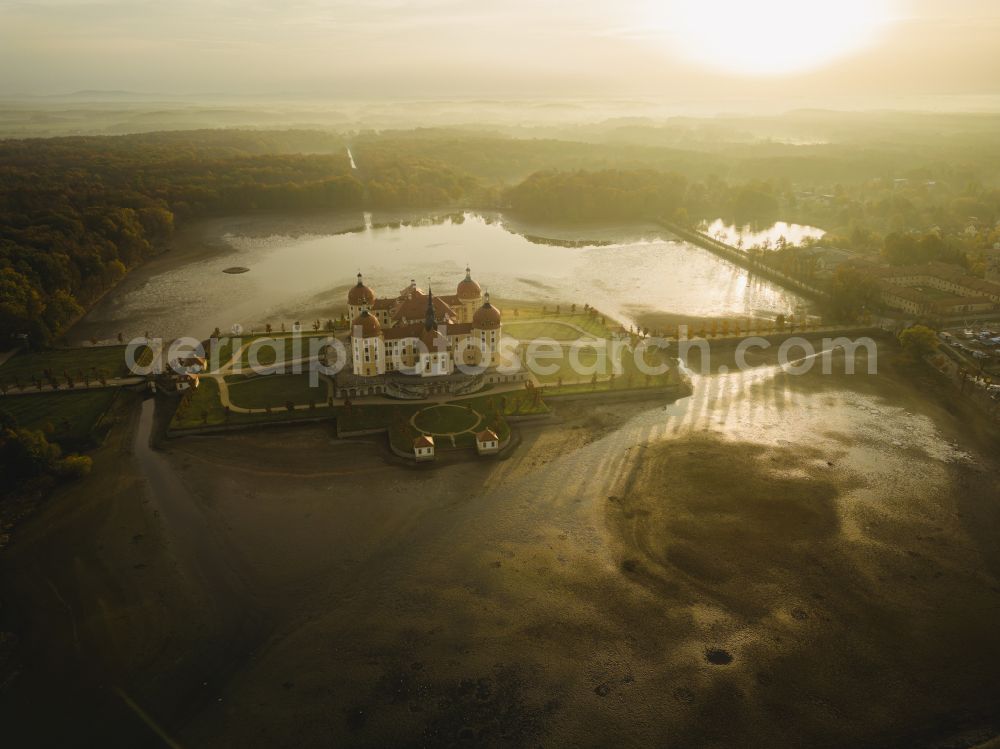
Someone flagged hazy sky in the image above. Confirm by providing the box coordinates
[1,0,999,103]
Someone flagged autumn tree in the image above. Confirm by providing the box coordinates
[899,325,939,361]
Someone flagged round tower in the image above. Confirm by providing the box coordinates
[350,308,384,377]
[456,266,483,323]
[472,291,502,367]
[347,272,376,322]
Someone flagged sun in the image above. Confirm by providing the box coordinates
[651,0,897,76]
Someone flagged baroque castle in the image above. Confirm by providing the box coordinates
[346,268,503,380]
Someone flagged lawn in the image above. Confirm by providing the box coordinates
[171,377,228,429]
[226,373,329,409]
[0,345,151,384]
[559,313,612,339]
[503,312,610,339]
[204,334,338,372]
[526,340,682,394]
[412,403,482,434]
[504,320,594,342]
[1,388,121,446]
[524,343,604,384]
[237,335,336,370]
[169,376,335,430]
[389,412,509,453]
[501,390,550,415]
[168,374,547,447]
[337,391,536,454]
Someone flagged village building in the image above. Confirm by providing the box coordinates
[159,354,206,394]
[475,428,501,455]
[413,435,435,462]
[872,262,1000,318]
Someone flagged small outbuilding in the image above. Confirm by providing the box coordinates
[170,355,207,374]
[475,428,500,456]
[414,434,435,462]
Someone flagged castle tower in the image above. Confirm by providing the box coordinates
[472,291,502,367]
[456,266,483,323]
[350,309,384,377]
[347,272,375,322]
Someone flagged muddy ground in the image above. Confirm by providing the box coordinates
[2,345,999,748]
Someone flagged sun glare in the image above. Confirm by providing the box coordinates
[653,0,897,76]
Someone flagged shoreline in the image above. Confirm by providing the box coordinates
[3,343,999,746]
[62,208,464,346]
[62,208,813,347]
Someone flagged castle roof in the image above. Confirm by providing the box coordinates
[399,280,423,299]
[472,292,501,329]
[348,273,375,305]
[392,292,457,324]
[380,321,475,340]
[351,309,381,337]
[457,267,482,299]
[382,323,423,341]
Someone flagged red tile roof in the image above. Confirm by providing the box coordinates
[392,293,456,324]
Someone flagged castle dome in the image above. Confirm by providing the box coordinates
[473,292,501,330]
[457,266,482,299]
[348,272,375,306]
[351,309,381,338]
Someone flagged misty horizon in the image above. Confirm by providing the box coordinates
[1,0,999,104]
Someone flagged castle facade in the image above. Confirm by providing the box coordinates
[347,268,502,378]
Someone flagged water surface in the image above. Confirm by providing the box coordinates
[701,218,825,249]
[71,213,809,344]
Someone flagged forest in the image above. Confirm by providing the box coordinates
[3,120,1000,345]
[0,132,480,345]
[501,169,780,223]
